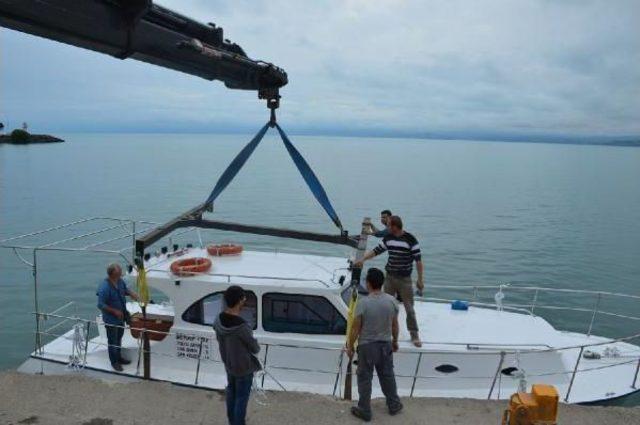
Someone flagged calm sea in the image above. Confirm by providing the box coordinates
[1,133,639,404]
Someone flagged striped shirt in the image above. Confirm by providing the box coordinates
[373,231,421,277]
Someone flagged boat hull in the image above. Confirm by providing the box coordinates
[20,300,640,404]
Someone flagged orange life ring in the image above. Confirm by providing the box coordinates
[207,244,243,256]
[170,257,212,276]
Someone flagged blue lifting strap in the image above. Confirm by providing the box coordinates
[204,121,343,232]
[205,123,270,205]
[275,123,343,232]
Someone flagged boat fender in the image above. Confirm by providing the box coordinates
[451,300,469,311]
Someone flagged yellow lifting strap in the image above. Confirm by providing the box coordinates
[136,265,150,308]
[345,287,359,348]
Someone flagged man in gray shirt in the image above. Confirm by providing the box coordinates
[346,268,403,421]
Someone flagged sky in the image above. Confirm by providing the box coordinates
[1,0,639,138]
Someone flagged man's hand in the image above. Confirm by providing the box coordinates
[114,309,124,320]
[128,290,139,302]
[392,341,399,352]
[353,260,364,268]
[345,344,355,358]
[416,277,425,297]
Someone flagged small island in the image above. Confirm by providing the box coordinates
[0,122,64,144]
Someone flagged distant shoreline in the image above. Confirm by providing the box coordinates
[50,129,640,148]
[0,133,65,144]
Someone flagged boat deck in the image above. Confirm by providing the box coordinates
[142,248,351,289]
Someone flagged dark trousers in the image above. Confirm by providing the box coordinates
[356,341,402,416]
[225,373,253,425]
[105,323,124,366]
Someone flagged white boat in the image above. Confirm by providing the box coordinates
[5,217,640,404]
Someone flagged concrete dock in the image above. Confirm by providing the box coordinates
[1,372,639,425]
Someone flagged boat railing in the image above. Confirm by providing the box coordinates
[142,266,337,288]
[4,218,640,401]
[1,217,342,288]
[32,307,640,402]
[417,283,640,337]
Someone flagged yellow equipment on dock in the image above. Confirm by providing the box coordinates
[502,384,559,425]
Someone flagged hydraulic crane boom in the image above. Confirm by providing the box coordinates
[0,0,287,106]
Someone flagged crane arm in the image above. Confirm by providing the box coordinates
[0,0,287,102]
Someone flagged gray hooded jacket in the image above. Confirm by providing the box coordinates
[213,312,261,377]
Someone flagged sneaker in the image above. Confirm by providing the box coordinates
[389,403,404,416]
[350,406,372,422]
[119,358,131,365]
[112,363,123,372]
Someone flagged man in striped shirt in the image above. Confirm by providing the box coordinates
[355,215,424,347]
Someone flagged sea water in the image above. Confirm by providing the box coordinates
[1,133,639,404]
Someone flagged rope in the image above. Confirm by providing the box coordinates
[67,320,86,371]
[252,370,269,406]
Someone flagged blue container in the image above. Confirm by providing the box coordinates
[451,300,469,311]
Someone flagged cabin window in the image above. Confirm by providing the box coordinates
[262,293,347,334]
[182,291,257,329]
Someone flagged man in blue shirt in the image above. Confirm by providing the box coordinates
[97,263,138,371]
[368,209,392,238]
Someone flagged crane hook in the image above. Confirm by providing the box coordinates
[259,88,280,127]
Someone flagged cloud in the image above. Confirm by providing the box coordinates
[1,0,639,136]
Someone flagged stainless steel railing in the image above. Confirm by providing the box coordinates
[32,307,640,402]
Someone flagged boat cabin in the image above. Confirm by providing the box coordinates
[132,247,354,342]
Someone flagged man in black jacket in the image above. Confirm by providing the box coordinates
[214,285,261,425]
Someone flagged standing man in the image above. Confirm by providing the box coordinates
[355,215,424,347]
[97,263,138,372]
[214,285,261,425]
[369,209,392,238]
[346,268,403,421]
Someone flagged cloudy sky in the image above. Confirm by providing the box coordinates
[1,0,639,137]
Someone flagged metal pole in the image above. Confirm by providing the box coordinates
[488,351,506,400]
[530,288,539,316]
[587,293,602,337]
[564,346,584,402]
[410,353,423,398]
[194,337,204,385]
[136,333,143,376]
[142,315,150,379]
[83,321,91,365]
[131,221,136,263]
[332,350,344,397]
[32,249,42,355]
[261,344,270,388]
[343,217,371,401]
[632,357,640,390]
[134,252,151,380]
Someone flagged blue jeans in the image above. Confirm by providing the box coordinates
[105,323,124,366]
[225,373,253,425]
